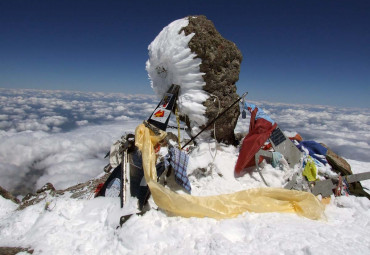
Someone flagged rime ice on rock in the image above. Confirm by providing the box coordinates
[146,15,242,145]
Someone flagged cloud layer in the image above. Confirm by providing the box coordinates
[0,88,157,132]
[0,88,156,194]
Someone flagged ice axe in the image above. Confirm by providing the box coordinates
[181,92,248,149]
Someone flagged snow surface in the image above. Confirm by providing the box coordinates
[0,88,370,254]
[146,18,210,135]
[1,142,370,255]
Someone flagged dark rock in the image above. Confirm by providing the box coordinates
[321,144,370,200]
[0,186,20,204]
[18,173,110,210]
[63,175,109,199]
[0,247,33,255]
[235,132,247,143]
[36,182,55,194]
[19,192,47,210]
[320,144,352,176]
[22,193,35,203]
[161,132,179,146]
[180,15,242,145]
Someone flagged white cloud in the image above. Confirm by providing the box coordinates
[41,116,68,126]
[0,121,11,129]
[76,120,89,126]
[15,119,50,132]
[0,88,156,132]
[114,116,131,121]
[0,121,141,193]
[0,114,8,120]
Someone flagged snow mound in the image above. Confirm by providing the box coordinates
[146,18,209,130]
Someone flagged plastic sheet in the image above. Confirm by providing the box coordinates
[302,156,318,181]
[135,124,325,220]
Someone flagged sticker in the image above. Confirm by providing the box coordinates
[159,93,173,109]
[150,108,171,123]
[154,109,165,117]
[105,178,121,197]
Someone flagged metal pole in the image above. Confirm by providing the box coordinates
[181,92,248,149]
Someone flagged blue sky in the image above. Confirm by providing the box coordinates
[1,0,369,108]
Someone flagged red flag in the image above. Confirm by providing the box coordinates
[235,108,277,175]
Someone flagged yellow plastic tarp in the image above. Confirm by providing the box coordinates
[135,124,324,220]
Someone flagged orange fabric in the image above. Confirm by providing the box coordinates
[290,133,303,142]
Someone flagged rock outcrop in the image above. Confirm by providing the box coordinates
[146,15,242,145]
[181,15,242,144]
[0,185,20,204]
[0,247,33,255]
[0,174,110,211]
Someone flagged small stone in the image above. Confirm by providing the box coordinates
[36,183,55,194]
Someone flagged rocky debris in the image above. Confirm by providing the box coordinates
[36,182,56,194]
[63,174,109,199]
[180,15,242,145]
[321,144,370,199]
[0,171,111,254]
[160,131,180,147]
[0,247,33,255]
[16,173,110,210]
[0,185,20,204]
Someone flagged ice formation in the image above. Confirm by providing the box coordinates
[146,18,209,130]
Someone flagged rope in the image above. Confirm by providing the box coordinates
[175,106,181,149]
[335,175,343,196]
[211,94,221,141]
[167,125,187,130]
[208,94,221,171]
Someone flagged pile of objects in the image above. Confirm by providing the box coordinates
[95,15,369,225]
[95,84,369,226]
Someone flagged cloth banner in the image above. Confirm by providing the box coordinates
[234,108,277,174]
[165,146,191,192]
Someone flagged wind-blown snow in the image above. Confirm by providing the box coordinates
[146,18,209,132]
[1,88,370,254]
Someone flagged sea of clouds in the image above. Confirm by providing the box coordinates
[0,88,369,196]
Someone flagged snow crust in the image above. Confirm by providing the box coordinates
[0,196,18,218]
[146,18,209,133]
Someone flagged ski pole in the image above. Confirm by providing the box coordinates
[181,92,248,149]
